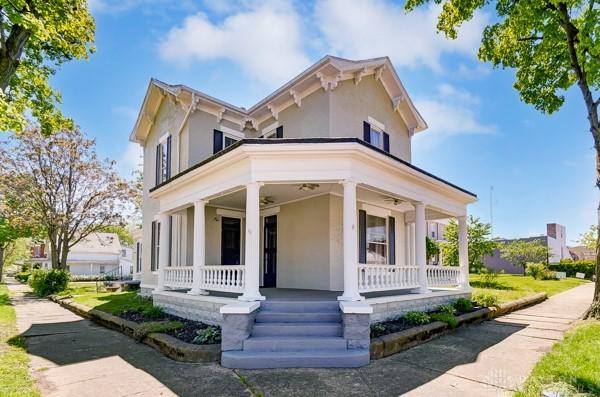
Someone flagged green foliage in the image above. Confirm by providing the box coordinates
[132,321,183,341]
[517,321,600,396]
[192,326,222,344]
[453,298,473,313]
[430,313,459,328]
[141,305,165,319]
[426,236,440,261]
[27,269,69,296]
[370,322,387,337]
[14,271,30,283]
[0,0,95,134]
[526,262,548,280]
[499,239,550,273]
[478,268,502,288]
[403,311,431,325]
[473,292,499,308]
[437,304,457,315]
[99,225,134,246]
[439,216,496,272]
[578,225,598,250]
[548,259,596,279]
[69,274,119,282]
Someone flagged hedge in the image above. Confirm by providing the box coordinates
[28,269,70,296]
[548,260,596,279]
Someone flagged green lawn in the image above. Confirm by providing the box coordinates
[61,282,153,314]
[470,274,589,303]
[517,320,600,396]
[0,284,40,397]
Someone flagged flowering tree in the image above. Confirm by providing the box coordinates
[0,128,134,269]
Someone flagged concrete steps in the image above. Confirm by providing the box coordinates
[221,300,370,369]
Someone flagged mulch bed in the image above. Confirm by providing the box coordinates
[370,304,481,338]
[116,309,220,345]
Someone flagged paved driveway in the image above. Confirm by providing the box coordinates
[10,281,594,397]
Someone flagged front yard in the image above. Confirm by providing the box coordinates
[0,284,40,397]
[470,274,589,303]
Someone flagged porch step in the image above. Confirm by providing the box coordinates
[255,311,342,323]
[243,336,347,352]
[251,322,343,337]
[259,300,340,313]
[221,349,369,369]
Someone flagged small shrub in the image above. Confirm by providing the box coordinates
[404,311,431,325]
[28,269,70,296]
[453,298,473,313]
[473,292,498,308]
[437,304,457,315]
[548,259,596,279]
[526,262,547,280]
[141,305,165,319]
[540,270,557,280]
[192,326,221,344]
[370,323,386,337]
[133,321,183,341]
[430,313,459,328]
[14,272,31,283]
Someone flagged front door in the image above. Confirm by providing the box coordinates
[221,217,241,265]
[263,215,277,288]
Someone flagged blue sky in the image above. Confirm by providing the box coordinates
[50,0,597,243]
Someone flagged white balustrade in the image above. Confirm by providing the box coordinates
[163,267,194,289]
[426,265,461,287]
[200,265,245,293]
[357,264,420,292]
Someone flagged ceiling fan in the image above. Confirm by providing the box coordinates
[260,196,275,206]
[383,197,404,206]
[296,183,320,192]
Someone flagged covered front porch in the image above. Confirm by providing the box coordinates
[146,140,476,323]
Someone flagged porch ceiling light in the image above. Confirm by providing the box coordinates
[384,197,404,206]
[298,183,320,192]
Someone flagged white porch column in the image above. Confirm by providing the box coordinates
[458,215,471,290]
[189,199,208,295]
[156,213,170,291]
[414,202,429,294]
[404,223,411,267]
[338,180,362,301]
[409,222,416,267]
[239,182,265,301]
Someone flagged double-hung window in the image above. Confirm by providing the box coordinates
[363,118,390,152]
[213,127,244,154]
[366,214,387,264]
[155,134,171,186]
[359,209,396,265]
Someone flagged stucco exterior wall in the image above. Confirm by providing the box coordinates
[276,194,331,290]
[330,76,412,162]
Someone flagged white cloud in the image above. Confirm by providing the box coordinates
[112,106,138,122]
[88,0,197,14]
[314,0,488,72]
[117,142,143,178]
[412,84,495,150]
[158,1,311,86]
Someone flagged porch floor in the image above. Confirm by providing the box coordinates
[208,288,415,301]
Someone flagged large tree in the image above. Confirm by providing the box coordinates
[499,239,551,274]
[405,0,600,313]
[0,0,95,134]
[439,216,497,272]
[0,128,134,269]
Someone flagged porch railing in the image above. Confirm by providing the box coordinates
[426,265,461,287]
[163,266,194,289]
[199,265,245,293]
[358,264,420,292]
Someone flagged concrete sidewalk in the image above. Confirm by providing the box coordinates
[10,280,594,397]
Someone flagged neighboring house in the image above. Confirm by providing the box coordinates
[132,228,143,281]
[568,245,595,261]
[483,223,570,274]
[30,233,123,276]
[119,246,134,276]
[130,55,477,368]
[426,220,447,265]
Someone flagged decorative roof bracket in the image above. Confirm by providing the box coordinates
[289,90,301,107]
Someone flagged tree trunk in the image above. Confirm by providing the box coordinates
[0,245,4,283]
[0,24,31,91]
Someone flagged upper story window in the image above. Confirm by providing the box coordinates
[261,122,283,139]
[213,127,244,154]
[155,134,171,186]
[363,117,390,153]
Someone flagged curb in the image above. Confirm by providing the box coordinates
[49,295,220,363]
[370,292,547,360]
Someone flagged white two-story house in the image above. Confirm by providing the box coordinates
[130,56,476,368]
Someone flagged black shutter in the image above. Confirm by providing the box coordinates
[383,132,390,152]
[155,145,161,186]
[276,125,283,138]
[213,130,223,154]
[363,121,371,143]
[359,210,367,263]
[388,216,396,265]
[150,221,156,271]
[136,242,141,272]
[166,136,172,179]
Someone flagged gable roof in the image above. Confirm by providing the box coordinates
[69,233,122,255]
[130,55,427,144]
